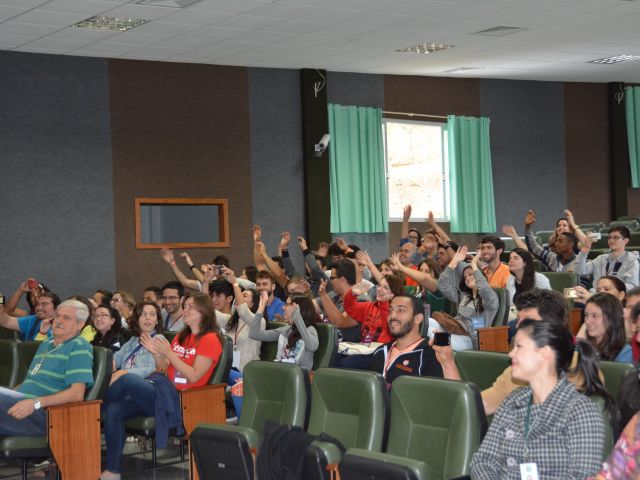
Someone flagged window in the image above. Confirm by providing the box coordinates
[383,118,449,221]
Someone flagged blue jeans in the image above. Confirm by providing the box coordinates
[228,368,243,419]
[0,392,47,436]
[103,374,157,473]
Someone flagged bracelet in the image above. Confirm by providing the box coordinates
[189,264,196,269]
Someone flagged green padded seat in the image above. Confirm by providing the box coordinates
[541,271,578,294]
[313,323,339,370]
[535,230,554,245]
[599,361,634,399]
[491,287,509,327]
[0,326,18,340]
[454,350,511,391]
[303,368,389,479]
[579,223,604,232]
[0,346,112,479]
[340,376,487,480]
[588,248,609,260]
[629,232,640,247]
[15,341,41,386]
[260,321,287,362]
[0,339,19,388]
[609,220,639,231]
[590,395,615,460]
[592,235,610,249]
[190,361,310,479]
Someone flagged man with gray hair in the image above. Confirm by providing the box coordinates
[0,299,94,436]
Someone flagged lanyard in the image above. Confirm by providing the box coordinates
[166,313,183,330]
[524,394,533,455]
[233,323,246,349]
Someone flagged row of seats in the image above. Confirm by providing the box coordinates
[536,229,640,247]
[191,362,487,480]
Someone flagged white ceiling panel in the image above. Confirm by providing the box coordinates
[0,0,639,81]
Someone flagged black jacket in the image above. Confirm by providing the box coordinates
[369,338,443,384]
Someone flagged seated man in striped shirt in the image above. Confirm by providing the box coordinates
[0,299,94,436]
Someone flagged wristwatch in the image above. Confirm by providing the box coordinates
[34,398,41,410]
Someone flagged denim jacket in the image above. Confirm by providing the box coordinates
[112,333,165,378]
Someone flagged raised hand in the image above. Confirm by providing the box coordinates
[355,250,373,267]
[255,241,266,256]
[297,236,308,251]
[315,242,329,257]
[428,210,435,226]
[403,204,412,222]
[253,224,262,243]
[449,246,468,268]
[179,252,193,265]
[524,210,536,226]
[334,237,349,252]
[280,232,291,250]
[221,266,236,284]
[160,248,175,264]
[501,225,518,238]
[318,279,328,296]
[389,252,403,270]
[564,209,577,229]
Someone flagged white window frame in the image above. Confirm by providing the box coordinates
[383,118,450,222]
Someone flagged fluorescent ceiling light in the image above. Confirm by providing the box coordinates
[395,43,454,54]
[443,67,478,73]
[589,54,640,64]
[72,16,148,31]
[472,26,527,36]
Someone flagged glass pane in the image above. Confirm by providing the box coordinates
[140,204,220,244]
[385,120,446,220]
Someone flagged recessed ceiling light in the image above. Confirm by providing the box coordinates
[589,54,640,64]
[472,26,527,36]
[395,43,454,54]
[72,15,148,31]
[136,0,201,7]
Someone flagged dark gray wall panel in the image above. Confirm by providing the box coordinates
[248,67,306,270]
[480,79,566,233]
[0,51,115,301]
[327,71,385,108]
[327,71,389,262]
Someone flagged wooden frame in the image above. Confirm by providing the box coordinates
[477,326,510,353]
[135,197,229,249]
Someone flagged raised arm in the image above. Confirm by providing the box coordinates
[317,280,358,328]
[356,250,384,284]
[564,209,587,246]
[400,204,411,240]
[437,246,468,303]
[289,307,319,352]
[427,210,451,244]
[390,253,438,293]
[471,254,499,327]
[501,224,527,250]
[574,235,595,277]
[258,241,289,288]
[180,252,204,282]
[4,279,32,316]
[0,301,20,332]
[253,225,267,271]
[160,248,200,291]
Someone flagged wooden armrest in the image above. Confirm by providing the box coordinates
[179,383,226,438]
[47,400,101,480]
[569,308,582,336]
[476,326,510,353]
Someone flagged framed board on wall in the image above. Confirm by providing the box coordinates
[135,198,229,249]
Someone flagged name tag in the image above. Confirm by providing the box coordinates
[520,463,539,480]
[232,350,241,369]
[174,371,188,384]
[471,316,484,331]
[31,363,42,375]
[280,358,296,364]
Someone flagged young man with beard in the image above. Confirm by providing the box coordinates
[369,294,442,385]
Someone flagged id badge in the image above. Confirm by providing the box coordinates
[471,315,484,331]
[232,350,241,369]
[519,463,539,480]
[281,358,296,364]
[31,363,42,375]
[174,371,188,384]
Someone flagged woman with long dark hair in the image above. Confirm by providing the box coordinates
[101,293,223,480]
[471,320,608,479]
[581,292,631,363]
[506,248,551,305]
[91,304,125,353]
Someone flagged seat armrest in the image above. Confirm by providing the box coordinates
[342,448,434,480]
[476,326,509,352]
[179,383,226,438]
[47,400,101,480]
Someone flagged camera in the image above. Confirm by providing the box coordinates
[433,331,451,347]
[314,134,330,157]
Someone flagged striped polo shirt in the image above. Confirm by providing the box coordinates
[17,336,94,398]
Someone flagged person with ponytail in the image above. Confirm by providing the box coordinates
[471,320,608,480]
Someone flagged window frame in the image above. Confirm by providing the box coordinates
[382,117,450,222]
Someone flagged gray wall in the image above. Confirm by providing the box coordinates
[480,79,567,233]
[248,68,306,271]
[327,71,390,262]
[0,51,115,302]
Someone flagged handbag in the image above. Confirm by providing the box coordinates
[432,311,469,336]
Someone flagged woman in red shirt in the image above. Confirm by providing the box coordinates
[101,293,222,480]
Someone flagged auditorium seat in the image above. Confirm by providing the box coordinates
[339,376,487,480]
[0,339,19,388]
[454,350,511,391]
[313,323,339,370]
[190,361,310,479]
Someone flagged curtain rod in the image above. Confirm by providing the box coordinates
[383,110,447,120]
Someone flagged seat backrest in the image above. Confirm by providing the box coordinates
[307,368,388,452]
[16,341,42,385]
[86,346,113,401]
[589,394,615,460]
[260,321,287,362]
[599,360,635,399]
[630,232,640,247]
[0,339,19,388]
[0,326,18,340]
[387,376,487,479]
[534,230,554,245]
[592,234,610,249]
[312,323,338,370]
[454,350,511,391]
[491,287,509,327]
[541,271,577,294]
[609,220,639,231]
[579,223,604,232]
[240,361,310,434]
[208,335,232,385]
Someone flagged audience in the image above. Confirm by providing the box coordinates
[0,290,60,340]
[111,291,135,328]
[160,281,185,332]
[91,304,125,353]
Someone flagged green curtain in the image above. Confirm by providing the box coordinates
[447,115,496,233]
[328,104,388,233]
[626,86,640,188]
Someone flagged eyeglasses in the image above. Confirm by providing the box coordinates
[609,235,625,241]
[94,313,112,319]
[162,296,180,301]
[330,276,339,280]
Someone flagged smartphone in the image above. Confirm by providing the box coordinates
[564,287,579,299]
[433,331,451,347]
[587,232,602,241]
[0,295,5,305]
[213,265,223,275]
[28,279,38,290]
